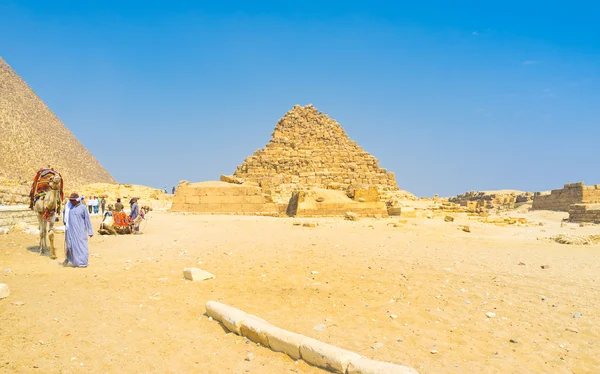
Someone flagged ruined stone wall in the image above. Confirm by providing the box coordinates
[232,105,398,201]
[170,182,279,216]
[0,182,29,206]
[532,183,600,212]
[569,204,600,223]
[0,206,37,229]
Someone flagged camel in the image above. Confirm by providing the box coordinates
[33,174,62,259]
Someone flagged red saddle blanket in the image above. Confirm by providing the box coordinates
[112,211,133,228]
[29,168,64,209]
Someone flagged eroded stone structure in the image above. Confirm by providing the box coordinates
[450,190,533,211]
[171,181,279,216]
[232,104,398,203]
[171,105,403,217]
[569,204,600,224]
[532,183,600,212]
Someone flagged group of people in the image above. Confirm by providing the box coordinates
[85,196,106,215]
[61,194,144,268]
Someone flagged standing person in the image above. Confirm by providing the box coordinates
[115,198,124,212]
[129,197,140,233]
[100,196,106,216]
[62,193,93,268]
[87,196,93,214]
[172,186,175,194]
[93,196,100,215]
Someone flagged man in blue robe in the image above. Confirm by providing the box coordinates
[63,193,93,267]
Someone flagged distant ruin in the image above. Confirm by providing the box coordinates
[532,182,600,212]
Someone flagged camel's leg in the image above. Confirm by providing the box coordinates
[37,214,45,255]
[48,212,56,260]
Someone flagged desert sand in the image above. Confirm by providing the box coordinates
[1,210,599,373]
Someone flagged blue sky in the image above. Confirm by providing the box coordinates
[1,1,598,196]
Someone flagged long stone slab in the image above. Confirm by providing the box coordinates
[205,301,418,374]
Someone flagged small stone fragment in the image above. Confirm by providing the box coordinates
[303,222,318,228]
[183,268,215,281]
[444,216,454,222]
[0,284,9,299]
[565,327,579,333]
[311,270,319,275]
[245,353,255,361]
[462,226,470,233]
[541,296,546,301]
[430,350,438,354]
[316,197,325,203]
[372,342,384,350]
[486,312,496,318]
[518,262,526,266]
[345,212,359,221]
[313,324,326,332]
[541,265,550,269]
[573,313,583,319]
[390,314,398,319]
[510,338,519,344]
[11,301,25,306]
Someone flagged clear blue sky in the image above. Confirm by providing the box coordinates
[1,1,598,196]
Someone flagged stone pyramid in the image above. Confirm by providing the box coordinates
[0,57,115,187]
[233,104,398,193]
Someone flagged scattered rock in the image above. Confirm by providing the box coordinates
[357,197,366,202]
[573,313,583,319]
[313,324,326,332]
[345,212,359,221]
[245,353,255,361]
[390,314,398,319]
[183,268,215,281]
[311,270,319,275]
[11,301,25,306]
[485,312,496,318]
[0,283,9,299]
[303,222,318,228]
[518,262,526,266]
[316,197,325,203]
[510,338,519,344]
[430,350,438,354]
[541,296,546,301]
[462,226,470,233]
[540,265,550,269]
[444,216,454,222]
[372,342,384,350]
[0,228,8,235]
[292,221,301,226]
[565,327,579,333]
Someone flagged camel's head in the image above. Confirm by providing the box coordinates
[49,174,62,189]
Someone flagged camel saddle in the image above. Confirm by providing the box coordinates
[29,168,64,210]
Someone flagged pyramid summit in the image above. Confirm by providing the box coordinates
[233,104,398,195]
[0,57,115,187]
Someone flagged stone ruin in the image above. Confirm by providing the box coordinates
[231,104,398,203]
[449,190,533,212]
[533,182,600,212]
[171,105,400,217]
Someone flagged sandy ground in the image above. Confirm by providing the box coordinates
[1,210,599,373]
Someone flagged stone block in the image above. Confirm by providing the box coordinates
[345,212,359,221]
[347,357,419,374]
[183,268,215,281]
[265,327,306,360]
[299,337,361,373]
[444,215,455,222]
[205,301,247,335]
[0,284,9,299]
[239,316,277,347]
